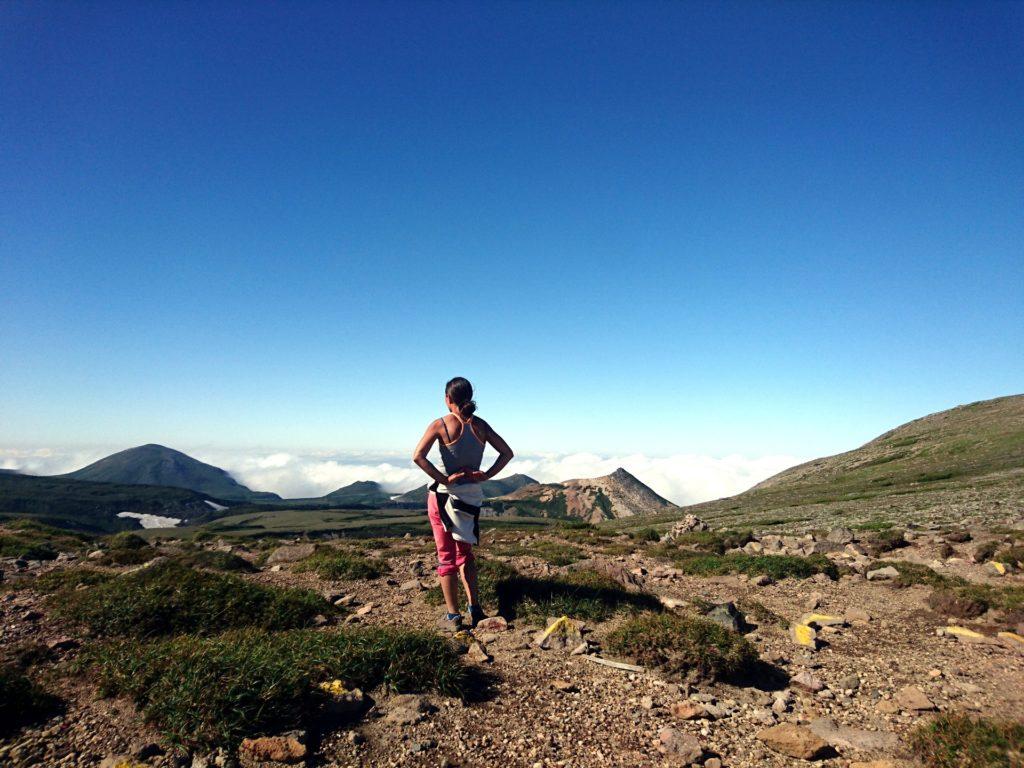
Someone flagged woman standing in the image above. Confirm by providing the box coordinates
[412,377,514,630]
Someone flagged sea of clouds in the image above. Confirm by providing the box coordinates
[1,445,801,505]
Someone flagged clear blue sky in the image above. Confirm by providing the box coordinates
[2,1,1022,461]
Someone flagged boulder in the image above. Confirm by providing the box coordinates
[534,616,584,651]
[475,615,509,632]
[705,602,746,633]
[789,623,818,649]
[791,670,825,692]
[808,718,898,751]
[757,724,832,760]
[657,728,703,764]
[384,694,436,725]
[799,612,846,628]
[467,641,492,663]
[827,528,855,545]
[866,566,900,581]
[317,681,366,719]
[662,515,710,542]
[895,686,936,712]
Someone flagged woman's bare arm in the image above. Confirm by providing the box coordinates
[473,419,514,481]
[412,420,455,485]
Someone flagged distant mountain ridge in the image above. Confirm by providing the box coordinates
[391,474,538,507]
[62,444,281,502]
[490,467,676,524]
[321,480,394,506]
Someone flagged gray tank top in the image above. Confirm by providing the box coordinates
[438,415,486,475]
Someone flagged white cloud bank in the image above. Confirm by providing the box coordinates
[1,445,801,505]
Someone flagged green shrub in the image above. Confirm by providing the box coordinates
[739,599,786,627]
[101,547,156,566]
[927,589,988,619]
[908,713,1024,768]
[51,561,332,637]
[173,550,257,573]
[867,528,907,554]
[873,561,964,589]
[661,552,838,580]
[0,533,58,561]
[106,531,150,550]
[629,527,663,543]
[294,550,389,580]
[606,613,757,681]
[0,666,61,737]
[83,627,468,749]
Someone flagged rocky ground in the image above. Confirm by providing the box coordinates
[1,518,1022,768]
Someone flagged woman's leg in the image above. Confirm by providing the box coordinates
[458,554,479,607]
[427,494,462,615]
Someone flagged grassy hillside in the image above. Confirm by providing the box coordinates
[0,474,234,533]
[610,395,1024,533]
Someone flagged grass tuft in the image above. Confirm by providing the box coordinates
[51,561,332,637]
[172,549,257,573]
[81,627,468,749]
[908,713,1024,768]
[606,612,757,681]
[293,549,389,580]
[657,551,838,580]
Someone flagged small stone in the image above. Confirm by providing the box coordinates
[640,695,655,710]
[398,579,423,591]
[805,592,824,610]
[756,724,832,760]
[551,679,578,693]
[704,759,722,768]
[354,602,374,616]
[670,701,706,720]
[839,673,860,690]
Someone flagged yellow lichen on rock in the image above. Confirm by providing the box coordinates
[789,622,818,648]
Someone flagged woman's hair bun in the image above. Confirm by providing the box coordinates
[445,377,476,417]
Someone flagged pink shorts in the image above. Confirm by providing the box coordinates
[427,491,474,576]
